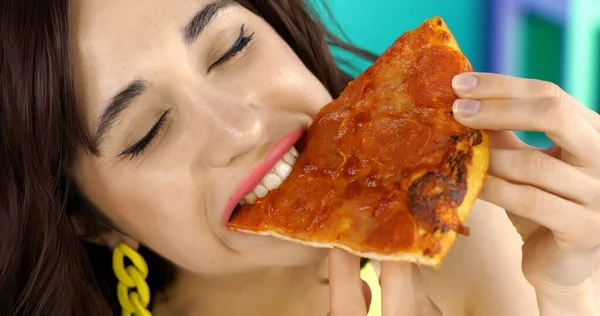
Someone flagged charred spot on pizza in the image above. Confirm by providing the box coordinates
[446,152,469,203]
[471,130,483,146]
[407,171,455,230]
[406,131,480,234]
[451,130,483,147]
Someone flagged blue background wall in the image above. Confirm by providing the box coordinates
[315,0,489,74]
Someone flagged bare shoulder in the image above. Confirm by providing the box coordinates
[417,199,539,316]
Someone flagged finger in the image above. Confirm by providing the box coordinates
[452,97,600,168]
[582,167,600,181]
[452,72,567,100]
[479,176,600,251]
[541,146,587,169]
[410,264,443,316]
[452,72,600,131]
[380,262,441,316]
[542,145,561,158]
[580,106,600,132]
[488,149,600,205]
[489,130,532,150]
[328,248,367,316]
[380,262,415,316]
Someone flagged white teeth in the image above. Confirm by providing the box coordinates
[244,192,257,204]
[262,173,284,190]
[283,152,296,165]
[273,160,292,179]
[253,184,269,198]
[238,146,298,206]
[290,147,299,157]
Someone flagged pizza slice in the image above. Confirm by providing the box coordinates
[228,16,490,268]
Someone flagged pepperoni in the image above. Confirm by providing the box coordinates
[361,114,431,170]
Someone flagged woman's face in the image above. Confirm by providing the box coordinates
[71,0,333,275]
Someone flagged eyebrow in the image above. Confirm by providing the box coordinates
[93,79,147,153]
[183,0,235,45]
[92,1,235,154]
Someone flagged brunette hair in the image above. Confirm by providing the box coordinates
[0,0,376,315]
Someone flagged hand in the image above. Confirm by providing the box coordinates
[328,249,441,316]
[452,73,600,314]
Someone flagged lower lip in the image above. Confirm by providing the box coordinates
[222,128,304,224]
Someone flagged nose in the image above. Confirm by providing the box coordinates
[207,102,267,167]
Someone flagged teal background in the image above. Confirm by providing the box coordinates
[314,0,489,74]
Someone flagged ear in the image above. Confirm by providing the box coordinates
[70,215,140,251]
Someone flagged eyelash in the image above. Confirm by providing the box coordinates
[122,26,253,159]
[208,24,254,73]
[121,110,170,158]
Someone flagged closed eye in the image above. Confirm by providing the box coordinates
[120,110,170,158]
[208,24,254,73]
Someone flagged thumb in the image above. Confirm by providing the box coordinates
[328,249,368,316]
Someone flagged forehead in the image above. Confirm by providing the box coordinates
[73,0,213,43]
[73,0,211,63]
[71,0,226,125]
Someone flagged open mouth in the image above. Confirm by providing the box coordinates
[238,146,298,205]
[224,129,305,224]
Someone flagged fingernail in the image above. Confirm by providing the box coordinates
[452,74,478,91]
[453,99,481,117]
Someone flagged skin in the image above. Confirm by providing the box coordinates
[70,0,600,315]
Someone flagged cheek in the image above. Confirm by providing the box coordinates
[254,67,332,117]
[76,161,241,272]
[216,27,332,117]
[257,47,332,117]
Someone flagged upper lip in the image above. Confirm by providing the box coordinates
[221,128,304,224]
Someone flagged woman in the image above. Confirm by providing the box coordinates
[1,0,598,315]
